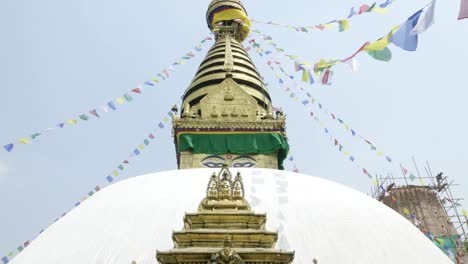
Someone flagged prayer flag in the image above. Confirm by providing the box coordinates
[131,88,142,94]
[133,149,140,156]
[112,170,119,176]
[148,133,155,139]
[58,123,65,128]
[138,144,145,150]
[17,246,23,252]
[412,0,436,34]
[351,129,356,136]
[462,209,468,217]
[67,119,77,125]
[1,256,9,264]
[359,4,370,14]
[118,165,124,171]
[151,77,160,83]
[144,81,154,86]
[74,202,80,207]
[79,114,89,121]
[107,101,116,110]
[348,7,357,18]
[123,160,129,164]
[338,20,350,32]
[403,207,410,215]
[31,133,41,139]
[89,110,100,118]
[403,168,409,175]
[88,191,94,196]
[19,138,29,144]
[390,10,423,51]
[321,69,331,85]
[101,106,109,113]
[367,47,392,61]
[158,122,165,129]
[380,0,393,8]
[459,0,468,20]
[409,174,416,181]
[350,156,355,162]
[24,241,30,247]
[116,97,125,104]
[106,176,114,183]
[144,139,150,146]
[123,94,133,102]
[386,156,393,162]
[3,144,13,152]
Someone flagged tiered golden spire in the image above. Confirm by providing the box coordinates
[156,165,295,263]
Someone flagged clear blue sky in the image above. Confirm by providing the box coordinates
[1,0,467,256]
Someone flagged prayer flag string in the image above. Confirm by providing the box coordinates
[247,41,375,181]
[2,36,214,154]
[1,107,175,263]
[251,0,394,34]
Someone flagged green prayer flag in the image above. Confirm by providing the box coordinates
[124,94,133,102]
[367,47,392,62]
[31,133,41,139]
[17,245,24,252]
[144,139,150,146]
[79,114,89,121]
[118,165,124,171]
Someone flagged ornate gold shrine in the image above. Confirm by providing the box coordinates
[156,166,295,264]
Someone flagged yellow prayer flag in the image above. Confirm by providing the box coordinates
[419,179,425,185]
[323,23,334,29]
[112,170,119,176]
[163,117,169,123]
[67,119,77,125]
[151,78,160,83]
[302,69,310,83]
[462,209,468,217]
[345,124,350,131]
[403,207,410,215]
[116,97,125,104]
[138,144,145,151]
[372,179,378,186]
[19,138,30,144]
[343,151,349,156]
[377,151,384,156]
[82,196,88,201]
[435,238,445,245]
[372,7,389,14]
[294,97,300,103]
[364,25,400,51]
[319,122,325,127]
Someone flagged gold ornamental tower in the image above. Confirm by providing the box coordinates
[172,0,289,170]
[157,1,295,263]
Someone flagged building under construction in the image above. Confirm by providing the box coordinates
[372,160,468,263]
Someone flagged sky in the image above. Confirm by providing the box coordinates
[1,0,467,257]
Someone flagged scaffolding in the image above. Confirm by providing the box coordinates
[371,158,468,263]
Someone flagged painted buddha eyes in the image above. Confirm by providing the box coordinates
[200,155,257,168]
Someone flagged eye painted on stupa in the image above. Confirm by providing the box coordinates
[232,155,256,168]
[201,155,226,168]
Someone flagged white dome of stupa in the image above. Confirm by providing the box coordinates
[11,168,451,264]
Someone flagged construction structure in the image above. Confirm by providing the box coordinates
[372,159,468,263]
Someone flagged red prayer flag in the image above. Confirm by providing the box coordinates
[24,241,30,247]
[131,88,142,94]
[359,4,370,14]
[459,0,468,20]
[89,109,100,118]
[403,168,409,175]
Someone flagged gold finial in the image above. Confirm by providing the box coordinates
[232,172,244,200]
[207,173,219,200]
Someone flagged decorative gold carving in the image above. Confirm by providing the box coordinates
[224,35,235,72]
[208,237,246,264]
[156,166,295,264]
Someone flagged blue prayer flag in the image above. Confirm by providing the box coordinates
[2,256,9,264]
[106,176,114,183]
[349,156,355,162]
[158,122,165,129]
[3,144,13,152]
[308,70,315,85]
[74,202,80,207]
[144,81,154,86]
[351,129,356,136]
[390,10,423,51]
[133,149,141,155]
[58,123,65,128]
[107,101,117,111]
